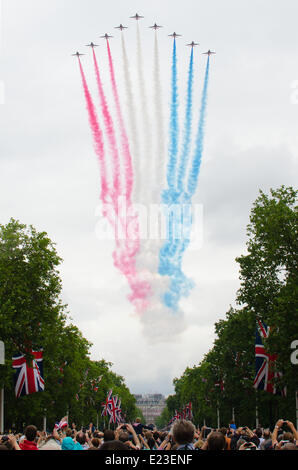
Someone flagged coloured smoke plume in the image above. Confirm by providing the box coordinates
[78,56,150,313]
[121,33,141,205]
[134,31,186,341]
[136,22,153,206]
[158,54,211,312]
[77,58,109,208]
[92,48,121,203]
[106,40,152,311]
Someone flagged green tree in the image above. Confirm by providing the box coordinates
[236,186,298,393]
[0,219,139,430]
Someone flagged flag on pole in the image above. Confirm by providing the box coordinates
[12,349,45,398]
[185,401,193,420]
[109,395,122,424]
[253,319,286,396]
[54,416,68,430]
[101,389,113,417]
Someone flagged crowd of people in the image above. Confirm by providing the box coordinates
[0,417,297,451]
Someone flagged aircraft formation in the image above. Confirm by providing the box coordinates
[72,13,216,58]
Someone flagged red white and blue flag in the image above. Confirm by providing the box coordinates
[109,395,122,424]
[101,389,113,417]
[12,349,45,398]
[115,398,124,423]
[253,320,286,396]
[54,416,68,431]
[185,401,193,420]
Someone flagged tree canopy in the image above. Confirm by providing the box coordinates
[0,219,139,430]
[158,186,297,429]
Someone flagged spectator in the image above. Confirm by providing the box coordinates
[272,419,298,449]
[172,419,196,450]
[202,431,226,451]
[219,427,231,450]
[76,431,89,450]
[61,436,83,450]
[99,440,129,450]
[103,429,115,442]
[19,425,39,450]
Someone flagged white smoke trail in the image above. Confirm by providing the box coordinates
[136,22,153,206]
[135,30,185,341]
[153,31,166,203]
[121,33,141,204]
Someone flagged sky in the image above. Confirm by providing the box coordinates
[0,0,297,396]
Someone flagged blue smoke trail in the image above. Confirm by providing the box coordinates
[176,48,194,191]
[159,55,211,311]
[159,39,180,287]
[166,38,179,192]
[187,56,210,197]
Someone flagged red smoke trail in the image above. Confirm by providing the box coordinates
[106,40,151,311]
[106,40,133,203]
[78,58,110,207]
[92,49,121,204]
[78,55,150,312]
[78,57,118,234]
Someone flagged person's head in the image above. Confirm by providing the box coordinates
[24,425,37,442]
[263,429,271,440]
[103,429,115,442]
[172,420,195,446]
[135,417,141,424]
[99,440,129,450]
[255,428,263,438]
[206,432,227,451]
[219,427,228,436]
[118,431,130,443]
[91,438,101,448]
[280,443,298,451]
[153,431,159,441]
[144,430,153,440]
[76,432,86,445]
[282,432,294,443]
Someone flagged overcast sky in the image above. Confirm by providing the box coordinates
[0,0,297,396]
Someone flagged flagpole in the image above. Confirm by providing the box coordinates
[0,388,4,434]
[256,393,259,428]
[0,341,5,434]
[295,390,298,429]
[43,409,47,432]
[217,400,220,429]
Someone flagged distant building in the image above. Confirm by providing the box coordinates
[134,393,166,424]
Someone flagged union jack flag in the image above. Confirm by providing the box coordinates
[214,379,225,392]
[185,401,193,420]
[101,389,113,417]
[253,320,286,396]
[12,349,45,398]
[54,416,68,430]
[115,398,123,423]
[109,395,122,424]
